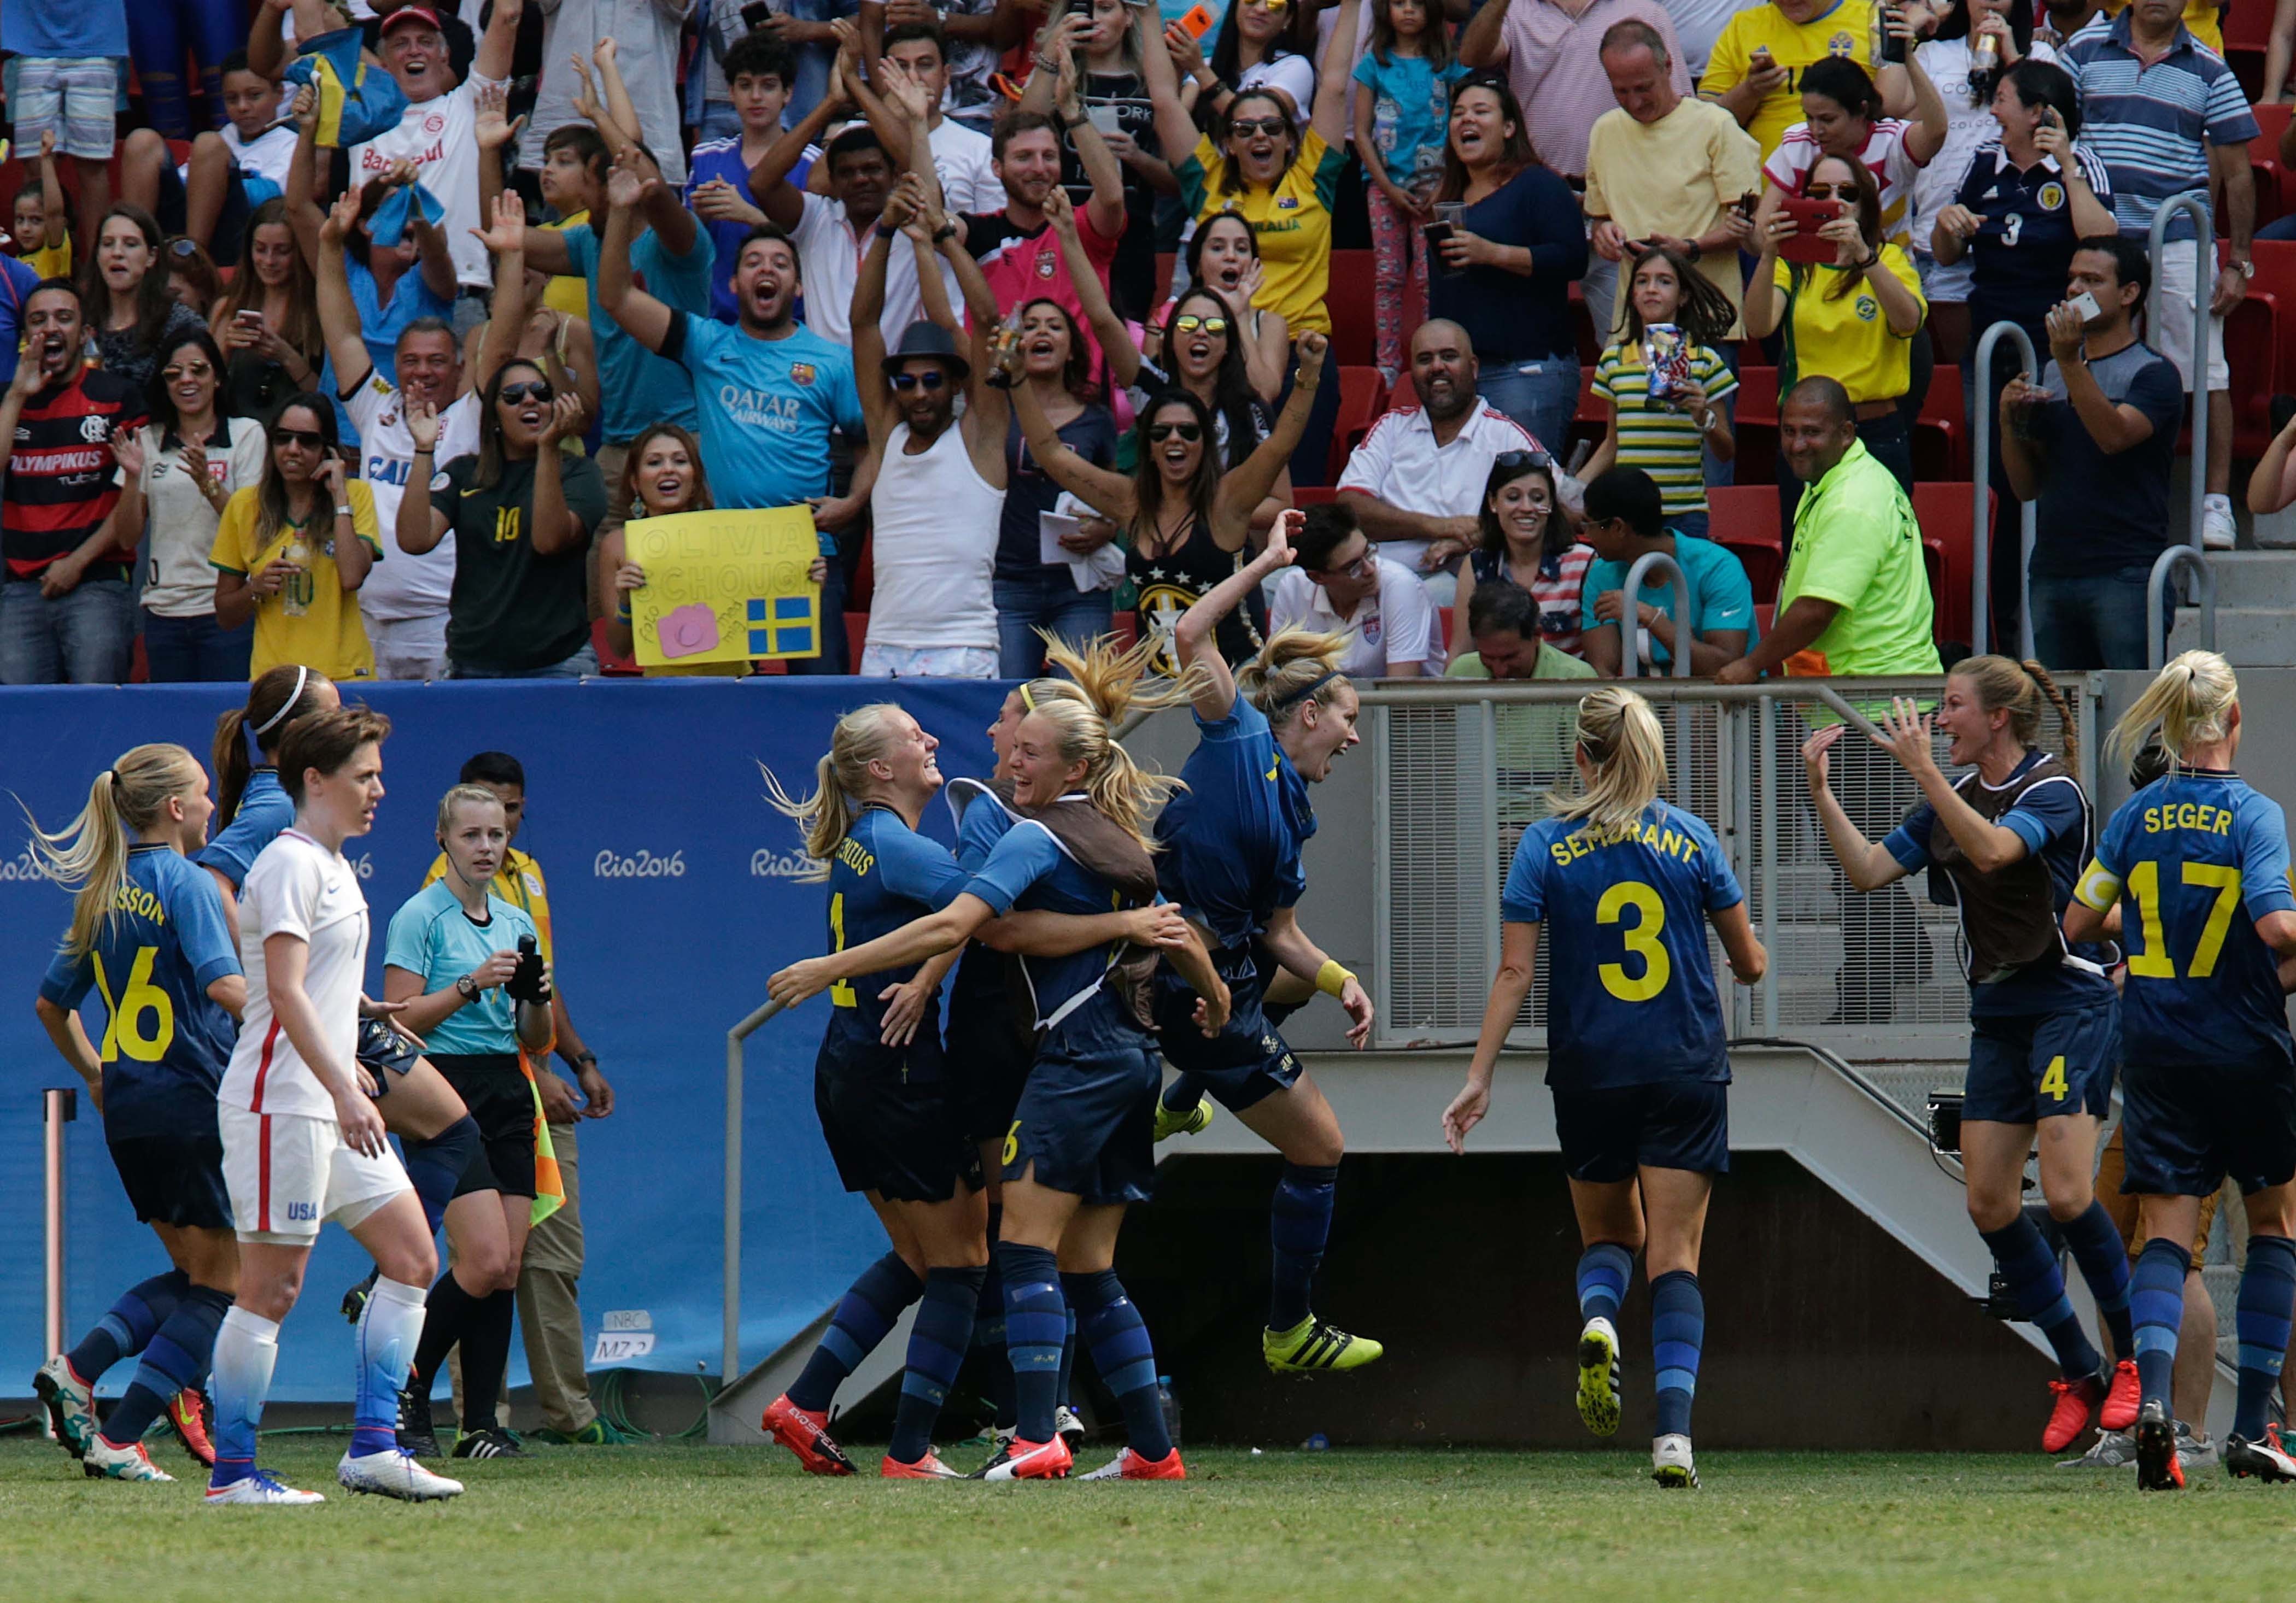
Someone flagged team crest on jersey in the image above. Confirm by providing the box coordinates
[80,415,107,443]
[522,870,543,896]
[2038,181,2065,210]
[1276,195,1299,210]
[430,469,451,491]
[1828,30,1855,55]
[789,362,816,386]
[380,410,398,427]
[1854,295,1878,321]
[1036,252,1058,278]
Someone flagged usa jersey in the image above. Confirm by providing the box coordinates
[2077,770,2296,1070]
[1503,800,1743,1090]
[823,807,971,1049]
[39,846,242,1141]
[1154,698,1315,952]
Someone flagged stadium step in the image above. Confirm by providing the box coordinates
[2165,553,2296,668]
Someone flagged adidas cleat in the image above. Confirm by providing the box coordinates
[1153,1099,1214,1143]
[204,1468,324,1506]
[2042,1372,2105,1454]
[1576,1316,1622,1437]
[337,1448,464,1501]
[882,1452,964,1479]
[1077,1447,1185,1480]
[1264,1316,1383,1375]
[975,1436,1073,1480]
[33,1354,95,1458]
[2057,1429,2134,1469]
[452,1428,525,1459]
[760,1393,856,1476]
[167,1387,216,1467]
[83,1434,174,1482]
[2135,1399,2183,1491]
[2226,1423,2296,1482]
[396,1383,441,1458]
[1651,1433,1699,1488]
[1055,1405,1086,1450]
[2101,1358,2140,1432]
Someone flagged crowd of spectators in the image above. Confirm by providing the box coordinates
[0,0,2278,685]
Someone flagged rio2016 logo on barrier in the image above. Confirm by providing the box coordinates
[596,849,687,878]
[0,845,45,883]
[751,848,814,878]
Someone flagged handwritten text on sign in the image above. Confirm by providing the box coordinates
[625,508,823,668]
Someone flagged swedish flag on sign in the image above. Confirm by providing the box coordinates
[288,27,409,148]
[748,595,816,657]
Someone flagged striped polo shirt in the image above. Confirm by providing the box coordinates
[1592,340,1741,516]
[2058,11,2256,242]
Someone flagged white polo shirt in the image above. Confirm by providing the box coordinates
[790,192,963,345]
[1267,556,1438,677]
[1337,402,1542,575]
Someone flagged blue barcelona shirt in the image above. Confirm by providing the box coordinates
[196,769,293,890]
[1153,698,1315,952]
[825,807,971,1048]
[2076,769,2296,1071]
[1503,800,1743,1090]
[966,819,1134,1026]
[39,847,242,1141]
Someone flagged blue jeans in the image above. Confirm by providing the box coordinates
[995,571,1115,678]
[1,577,133,684]
[1671,511,1709,539]
[143,609,251,682]
[2030,566,2170,671]
[783,0,854,124]
[449,642,601,680]
[1477,359,1581,457]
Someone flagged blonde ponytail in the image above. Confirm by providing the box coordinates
[1235,625,1350,731]
[760,703,909,880]
[1545,686,1668,832]
[1033,634,1193,848]
[2106,649,2239,774]
[25,744,208,957]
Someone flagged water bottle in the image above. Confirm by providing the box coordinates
[1157,1375,1181,1449]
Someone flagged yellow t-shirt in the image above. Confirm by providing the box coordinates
[1773,242,1924,403]
[209,480,381,682]
[1180,127,1349,334]
[2099,0,2222,52]
[1702,0,1878,162]
[1582,98,1765,338]
[423,845,554,961]
[23,237,69,281]
[541,213,591,323]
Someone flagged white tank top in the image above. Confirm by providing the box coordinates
[865,420,1005,653]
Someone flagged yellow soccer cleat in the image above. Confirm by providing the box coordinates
[1153,1099,1215,1143]
[1577,1316,1623,1437]
[1263,1316,1383,1375]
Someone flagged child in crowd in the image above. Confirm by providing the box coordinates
[1351,0,1462,385]
[1585,245,1738,539]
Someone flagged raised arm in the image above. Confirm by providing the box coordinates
[397,399,453,556]
[1798,724,1911,890]
[476,0,524,86]
[750,65,851,230]
[1211,332,1327,545]
[316,187,380,392]
[283,84,326,270]
[1179,508,1298,716]
[1055,55,1128,239]
[852,220,898,445]
[597,162,676,354]
[1309,0,1361,152]
[1146,9,1203,168]
[590,37,646,150]
[1010,372,1139,517]
[1043,186,1141,388]
[469,188,530,392]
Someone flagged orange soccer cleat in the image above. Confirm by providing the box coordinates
[2042,1372,2105,1454]
[2100,1359,2141,1433]
[976,1435,1073,1481]
[760,1393,856,1476]
[1078,1447,1187,1481]
[881,1453,963,1479]
[167,1387,216,1468]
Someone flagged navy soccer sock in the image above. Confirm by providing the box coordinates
[1159,1072,1206,1116]
[976,1207,1016,1429]
[96,1284,231,1449]
[1065,1269,1172,1462]
[1577,1242,1635,1326]
[2130,1237,2192,1410]
[1058,1305,1078,1412]
[2236,1234,2296,1441]
[1269,1162,1339,1331]
[1000,1242,1065,1443]
[889,1265,986,1465]
[403,1116,479,1237]
[1650,1270,1704,1440]
[2059,1202,2135,1361]
[68,1269,188,1384]
[1982,1215,2102,1380]
[787,1253,924,1413]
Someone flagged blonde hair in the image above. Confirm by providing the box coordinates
[1952,654,2080,779]
[1546,686,1668,832]
[1033,633,1197,849]
[436,783,506,839]
[2107,649,2240,773]
[761,703,911,881]
[1235,626,1351,731]
[25,744,208,958]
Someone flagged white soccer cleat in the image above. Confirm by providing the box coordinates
[204,1469,325,1506]
[33,1354,95,1458]
[1651,1433,1699,1489]
[83,1434,174,1482]
[1055,1405,1086,1450]
[337,1447,465,1501]
[1576,1316,1622,1437]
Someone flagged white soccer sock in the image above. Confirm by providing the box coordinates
[209,1307,281,1477]
[352,1276,430,1451]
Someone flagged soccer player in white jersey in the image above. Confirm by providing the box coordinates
[205,706,464,1506]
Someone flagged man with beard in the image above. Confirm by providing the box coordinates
[851,178,1010,679]
[1335,319,1543,607]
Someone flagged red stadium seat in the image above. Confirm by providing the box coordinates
[2251,103,2293,231]
[1914,363,1965,480]
[845,612,869,665]
[1731,366,1779,485]
[2225,0,2274,100]
[1910,482,1990,648]
[1108,609,1138,649]
[1327,251,1377,367]
[1330,366,1388,482]
[2227,289,2283,460]
[1753,602,1775,635]
[1734,365,1779,424]
[1706,484,1783,602]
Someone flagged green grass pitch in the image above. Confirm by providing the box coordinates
[4,1437,2296,1600]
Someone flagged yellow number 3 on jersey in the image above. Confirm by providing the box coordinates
[1596,880,1672,1003]
[2040,1055,2069,1102]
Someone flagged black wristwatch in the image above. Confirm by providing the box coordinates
[932,221,959,244]
[1685,240,1702,263]
[455,973,479,1002]
[573,1051,599,1069]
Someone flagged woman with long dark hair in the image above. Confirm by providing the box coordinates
[85,205,208,391]
[1584,247,1739,539]
[1450,448,1590,661]
[209,198,324,423]
[1172,212,1289,402]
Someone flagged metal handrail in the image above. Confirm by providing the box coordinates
[1618,550,1695,682]
[722,996,784,1385]
[2147,544,2217,668]
[2147,192,2213,553]
[1967,320,2039,658]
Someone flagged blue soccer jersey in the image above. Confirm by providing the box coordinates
[948,780,1017,1017]
[1153,698,1315,952]
[39,846,242,1140]
[1503,800,1743,1090]
[196,768,292,889]
[966,820,1139,1026]
[825,807,971,1044]
[2076,769,2296,1070]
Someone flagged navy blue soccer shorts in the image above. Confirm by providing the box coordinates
[1003,992,1160,1207]
[1550,1079,1730,1184]
[108,1129,233,1231]
[1962,1001,2117,1126]
[2121,1054,2296,1199]
[1152,947,1304,1114]
[815,1023,981,1203]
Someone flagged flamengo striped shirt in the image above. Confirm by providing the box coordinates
[1593,342,1739,516]
[1764,117,1925,246]
[1,365,145,580]
[2057,11,2256,241]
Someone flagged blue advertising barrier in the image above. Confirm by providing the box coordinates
[0,677,1010,1401]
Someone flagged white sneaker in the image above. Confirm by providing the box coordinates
[1055,1406,1086,1450]
[337,1447,465,1501]
[2177,1420,2220,1472]
[2058,1428,2135,1468]
[2203,495,2238,550]
[33,1354,94,1458]
[83,1434,173,1482]
[1651,1432,1699,1488]
[204,1468,325,1506]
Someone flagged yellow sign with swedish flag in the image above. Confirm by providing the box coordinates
[626,508,824,668]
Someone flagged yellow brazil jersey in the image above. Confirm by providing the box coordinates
[1702,0,1878,162]
[208,480,380,682]
[540,213,591,324]
[423,845,554,962]
[2100,0,2222,52]
[1179,127,1349,334]
[24,236,69,281]
[1773,242,1924,404]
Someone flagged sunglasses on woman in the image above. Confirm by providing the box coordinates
[273,426,327,448]
[890,369,947,392]
[500,380,555,404]
[1492,449,1554,472]
[1147,421,1203,442]
[1802,183,1847,200]
[1172,314,1229,336]
[1229,117,1287,138]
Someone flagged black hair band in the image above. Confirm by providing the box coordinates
[1271,668,1340,709]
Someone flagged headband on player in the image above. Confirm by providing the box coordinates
[252,666,311,737]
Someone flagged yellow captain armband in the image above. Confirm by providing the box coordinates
[2073,860,2123,914]
[1315,960,1355,998]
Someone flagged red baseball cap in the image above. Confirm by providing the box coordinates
[379,7,446,34]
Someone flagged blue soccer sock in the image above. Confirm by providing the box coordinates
[889,1265,986,1465]
[1577,1242,1635,1326]
[1269,1162,1339,1331]
[2130,1238,2192,1410]
[402,1116,479,1237]
[2236,1234,2296,1441]
[2059,1202,2135,1361]
[1159,1073,1205,1115]
[975,1208,1016,1429]
[68,1269,189,1385]
[352,1276,428,1458]
[1065,1269,1172,1462]
[1650,1270,1704,1440]
[96,1283,232,1451]
[207,1306,280,1488]
[1058,1305,1079,1412]
[1982,1216,2102,1380]
[787,1253,923,1414]
[1000,1242,1065,1443]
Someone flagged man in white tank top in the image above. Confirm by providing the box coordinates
[850,179,1011,679]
